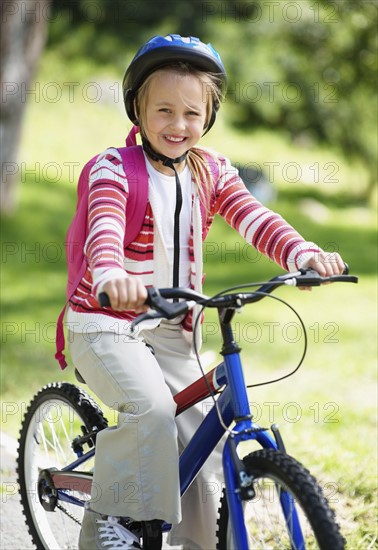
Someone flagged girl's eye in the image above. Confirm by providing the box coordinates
[188,111,200,116]
[159,108,171,114]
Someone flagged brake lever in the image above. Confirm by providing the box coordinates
[286,265,358,287]
[146,288,190,318]
[129,310,165,331]
[296,269,323,286]
[324,274,358,284]
[129,288,190,331]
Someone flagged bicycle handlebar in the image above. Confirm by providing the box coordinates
[98,267,358,327]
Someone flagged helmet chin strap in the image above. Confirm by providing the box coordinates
[142,137,186,296]
[141,136,188,166]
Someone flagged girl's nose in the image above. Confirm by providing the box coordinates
[169,114,186,132]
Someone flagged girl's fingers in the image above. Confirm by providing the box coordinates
[321,252,344,276]
[102,277,148,311]
[304,252,345,281]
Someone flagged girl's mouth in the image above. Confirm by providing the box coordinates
[163,135,187,143]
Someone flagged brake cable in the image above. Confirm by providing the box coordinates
[191,284,308,432]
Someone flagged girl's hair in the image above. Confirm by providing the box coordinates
[135,62,224,207]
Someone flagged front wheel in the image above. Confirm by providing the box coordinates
[216,448,345,550]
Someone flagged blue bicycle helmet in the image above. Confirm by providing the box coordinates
[123,34,227,131]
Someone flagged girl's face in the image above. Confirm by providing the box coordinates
[141,70,209,171]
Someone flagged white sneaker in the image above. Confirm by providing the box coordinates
[95,516,141,549]
[79,506,141,549]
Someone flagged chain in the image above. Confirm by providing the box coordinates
[56,502,82,526]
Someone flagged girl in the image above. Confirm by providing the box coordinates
[67,35,345,550]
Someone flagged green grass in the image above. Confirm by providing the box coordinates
[1,52,377,547]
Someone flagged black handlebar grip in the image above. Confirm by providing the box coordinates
[98,292,111,307]
[343,262,349,275]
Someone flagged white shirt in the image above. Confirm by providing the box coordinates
[145,156,192,288]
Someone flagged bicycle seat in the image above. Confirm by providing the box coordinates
[74,368,86,384]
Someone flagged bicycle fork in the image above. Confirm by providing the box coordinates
[220,307,304,549]
[219,307,266,548]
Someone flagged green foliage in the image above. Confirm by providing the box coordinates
[212,1,377,188]
[47,0,204,69]
[46,0,377,194]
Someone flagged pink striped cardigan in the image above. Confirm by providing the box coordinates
[68,147,320,331]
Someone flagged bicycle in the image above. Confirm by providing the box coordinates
[17,267,358,549]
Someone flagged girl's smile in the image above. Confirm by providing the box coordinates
[164,135,187,143]
[141,70,208,173]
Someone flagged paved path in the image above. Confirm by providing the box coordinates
[1,432,34,549]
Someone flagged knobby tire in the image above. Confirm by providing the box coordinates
[216,448,345,550]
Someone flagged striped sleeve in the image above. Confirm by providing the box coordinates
[85,148,129,295]
[213,157,321,271]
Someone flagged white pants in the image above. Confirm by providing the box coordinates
[68,322,224,549]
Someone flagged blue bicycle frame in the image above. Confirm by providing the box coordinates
[176,299,305,549]
[51,306,304,549]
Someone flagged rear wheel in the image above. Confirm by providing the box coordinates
[216,448,345,549]
[17,382,107,549]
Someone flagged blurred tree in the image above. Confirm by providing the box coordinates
[1,0,50,214]
[46,0,204,68]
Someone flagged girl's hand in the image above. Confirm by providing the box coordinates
[101,276,148,312]
[299,251,345,291]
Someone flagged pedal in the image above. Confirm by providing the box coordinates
[142,520,163,550]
